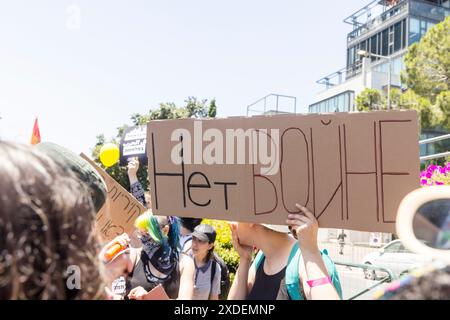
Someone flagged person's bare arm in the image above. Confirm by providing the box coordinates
[227,223,255,300]
[127,157,139,185]
[177,254,195,300]
[287,205,340,300]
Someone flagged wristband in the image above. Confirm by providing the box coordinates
[307,276,332,288]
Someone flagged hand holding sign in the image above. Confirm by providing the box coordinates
[128,286,148,300]
[287,205,319,252]
[128,285,170,300]
[127,157,140,184]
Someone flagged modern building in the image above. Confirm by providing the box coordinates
[309,0,449,114]
[311,0,449,245]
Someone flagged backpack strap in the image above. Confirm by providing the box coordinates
[253,244,343,300]
[285,242,303,300]
[210,259,216,297]
[285,245,343,300]
[253,245,303,300]
[181,235,193,254]
[253,249,265,271]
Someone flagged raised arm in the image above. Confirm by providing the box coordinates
[286,204,341,300]
[177,254,195,300]
[227,223,255,300]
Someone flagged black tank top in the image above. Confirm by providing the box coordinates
[126,250,180,299]
[246,257,287,300]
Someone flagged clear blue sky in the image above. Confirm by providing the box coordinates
[0,0,365,155]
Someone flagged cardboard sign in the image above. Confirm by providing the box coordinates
[143,284,170,300]
[147,111,420,233]
[80,154,148,242]
[119,125,148,166]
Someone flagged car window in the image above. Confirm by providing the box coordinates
[397,244,412,253]
[384,242,402,253]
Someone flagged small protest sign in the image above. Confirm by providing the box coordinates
[80,153,148,242]
[119,125,148,166]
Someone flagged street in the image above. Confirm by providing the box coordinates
[319,241,391,300]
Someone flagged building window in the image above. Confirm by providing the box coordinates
[402,19,407,49]
[382,29,389,56]
[309,91,355,114]
[394,21,402,52]
[370,35,378,62]
[409,17,437,45]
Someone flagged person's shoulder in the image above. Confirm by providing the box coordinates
[180,252,195,265]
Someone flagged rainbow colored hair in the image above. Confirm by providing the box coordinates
[135,211,180,251]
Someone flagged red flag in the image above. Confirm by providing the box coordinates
[30,117,41,145]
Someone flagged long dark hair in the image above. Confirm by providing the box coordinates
[0,142,104,299]
[205,245,215,263]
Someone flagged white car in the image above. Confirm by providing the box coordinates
[361,240,433,280]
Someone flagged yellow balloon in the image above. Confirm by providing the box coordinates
[99,143,120,168]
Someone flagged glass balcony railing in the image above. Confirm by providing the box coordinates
[347,0,408,43]
[347,0,449,43]
[410,0,450,21]
[316,61,363,88]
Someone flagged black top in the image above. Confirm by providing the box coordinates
[125,250,180,299]
[246,257,287,300]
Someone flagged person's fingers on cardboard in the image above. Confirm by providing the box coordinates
[303,210,317,224]
[295,225,309,233]
[287,214,311,225]
[286,219,307,227]
[295,204,317,222]
[295,203,309,213]
[128,290,138,299]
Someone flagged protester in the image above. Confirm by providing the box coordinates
[189,224,221,300]
[36,142,107,213]
[179,218,203,254]
[338,231,347,255]
[99,211,195,300]
[228,204,342,300]
[0,141,105,299]
[127,157,148,208]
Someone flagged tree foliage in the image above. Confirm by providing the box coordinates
[91,97,218,190]
[402,16,450,102]
[355,88,385,111]
[356,17,450,134]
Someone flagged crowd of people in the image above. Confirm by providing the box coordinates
[0,141,449,300]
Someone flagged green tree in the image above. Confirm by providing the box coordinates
[185,97,208,118]
[389,88,403,109]
[355,88,385,111]
[402,16,450,102]
[92,97,217,191]
[437,91,450,127]
[208,98,217,118]
[398,90,444,130]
